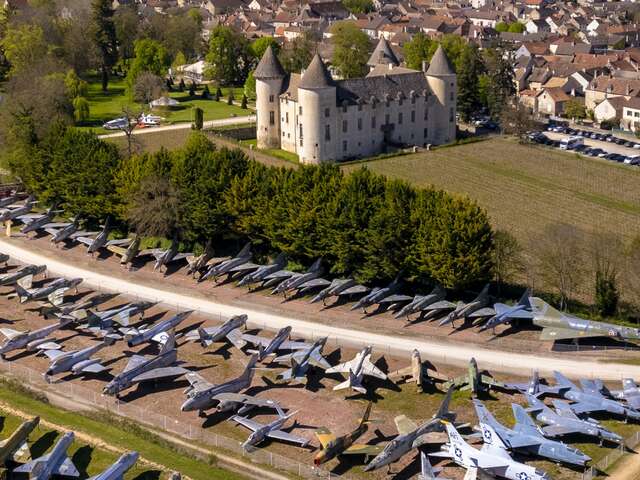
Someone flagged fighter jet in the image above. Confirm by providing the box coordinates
[88,452,139,480]
[44,337,116,381]
[20,204,66,235]
[125,310,193,347]
[81,301,155,330]
[46,292,117,321]
[438,284,495,328]
[184,314,247,350]
[147,239,193,273]
[76,218,131,257]
[238,253,292,289]
[531,297,640,342]
[553,371,640,420]
[185,241,218,277]
[310,278,370,306]
[364,387,456,471]
[610,378,640,410]
[0,254,8,267]
[0,319,71,358]
[443,358,507,395]
[325,346,387,394]
[13,277,82,306]
[181,354,262,415]
[394,286,455,321]
[103,332,190,397]
[0,192,25,209]
[524,393,622,445]
[350,275,412,315]
[241,326,311,362]
[13,431,79,480]
[503,370,563,397]
[479,289,534,332]
[387,349,448,393]
[198,243,254,283]
[45,217,96,246]
[0,196,37,223]
[0,264,46,287]
[418,450,447,480]
[231,405,309,451]
[106,235,154,269]
[271,258,330,298]
[473,399,591,466]
[430,421,550,480]
[314,402,381,465]
[275,337,331,384]
[0,416,40,465]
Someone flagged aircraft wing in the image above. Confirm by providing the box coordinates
[151,331,172,345]
[42,222,70,229]
[314,427,335,449]
[394,415,418,436]
[379,294,413,304]
[214,392,278,409]
[343,444,384,456]
[298,278,331,290]
[552,400,580,419]
[13,456,48,474]
[480,374,506,389]
[48,288,67,306]
[361,359,388,380]
[106,245,127,256]
[264,270,295,280]
[325,359,357,374]
[579,380,604,397]
[569,401,603,415]
[231,415,262,432]
[11,441,31,462]
[75,237,95,247]
[170,253,193,262]
[267,429,308,446]
[542,425,580,437]
[279,340,312,350]
[387,366,412,381]
[44,350,66,360]
[539,327,605,341]
[80,362,107,374]
[339,285,369,296]
[506,436,542,449]
[229,262,259,273]
[185,372,215,392]
[123,355,149,373]
[241,333,270,347]
[468,307,495,318]
[0,328,22,340]
[55,456,80,477]
[131,366,190,383]
[226,328,247,350]
[35,341,62,351]
[44,227,61,236]
[308,350,331,370]
[15,214,42,221]
[507,310,534,319]
[105,238,132,247]
[423,300,456,311]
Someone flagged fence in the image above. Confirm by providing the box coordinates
[0,360,338,479]
[581,430,640,480]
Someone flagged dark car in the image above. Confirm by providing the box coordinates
[574,144,588,152]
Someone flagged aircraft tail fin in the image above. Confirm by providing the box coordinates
[14,282,30,303]
[238,242,251,257]
[518,288,532,307]
[309,258,322,272]
[360,401,373,426]
[472,399,499,429]
[16,273,34,290]
[160,331,176,353]
[512,403,540,435]
[524,393,548,413]
[434,385,454,420]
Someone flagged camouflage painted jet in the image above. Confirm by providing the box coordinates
[314,402,381,465]
[309,278,369,306]
[185,241,219,277]
[81,301,155,330]
[13,431,80,480]
[20,204,66,235]
[106,235,152,269]
[238,252,292,289]
[184,314,247,349]
[44,337,116,380]
[387,349,448,393]
[443,358,507,395]
[438,284,495,328]
[524,393,622,445]
[325,346,387,394]
[199,243,254,283]
[479,289,534,332]
[76,218,131,257]
[231,405,309,451]
[125,310,193,347]
[271,258,330,298]
[13,277,83,306]
[394,286,455,321]
[47,292,117,321]
[473,399,591,466]
[0,319,71,358]
[241,325,311,362]
[0,196,37,223]
[275,337,331,384]
[0,416,40,465]
[350,274,412,315]
[0,264,46,287]
[88,452,139,480]
[610,378,640,410]
[148,239,193,273]
[103,332,190,397]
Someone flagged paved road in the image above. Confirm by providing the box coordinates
[1,238,638,381]
[546,131,640,157]
[98,115,256,139]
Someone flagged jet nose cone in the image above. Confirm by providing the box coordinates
[181,400,193,412]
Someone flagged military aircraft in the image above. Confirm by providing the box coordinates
[0,253,8,266]
[310,278,369,306]
[275,337,331,384]
[325,346,387,394]
[148,239,193,273]
[0,196,37,223]
[443,358,507,395]
[314,402,381,465]
[185,241,219,277]
[503,370,563,397]
[181,355,265,415]
[106,235,155,269]
[0,192,25,209]
[13,277,82,306]
[0,319,71,358]
[418,450,446,480]
[479,289,534,332]
[610,378,640,410]
[45,216,96,246]
[184,314,247,350]
[438,284,495,327]
[271,259,330,298]
[473,399,591,466]
[387,349,449,393]
[554,371,640,420]
[231,405,309,451]
[238,253,292,289]
[350,274,412,315]
[394,286,455,321]
[47,292,117,321]
[531,297,640,342]
[103,332,190,397]
[76,219,131,257]
[198,243,254,283]
[241,326,311,362]
[88,452,139,480]
[81,301,155,330]
[44,337,116,381]
[125,310,193,347]
[0,416,40,465]
[524,393,622,445]
[430,421,550,480]
[20,204,66,235]
[13,431,79,480]
[363,387,456,471]
[0,264,46,287]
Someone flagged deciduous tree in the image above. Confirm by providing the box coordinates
[330,21,370,79]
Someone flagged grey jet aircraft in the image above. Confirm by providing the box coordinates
[473,399,591,466]
[184,314,247,349]
[438,284,495,327]
[87,452,139,480]
[524,393,622,445]
[148,239,193,273]
[103,332,190,397]
[125,310,193,347]
[231,405,309,451]
[0,416,40,465]
[20,204,66,235]
[0,192,25,209]
[0,319,71,358]
[325,345,388,394]
[443,358,508,395]
[13,277,82,306]
[13,431,79,480]
[610,378,640,410]
[350,275,412,315]
[238,253,292,289]
[364,387,456,471]
[47,292,116,321]
[479,289,534,332]
[185,241,220,277]
[76,218,131,257]
[387,349,448,393]
[394,286,456,321]
[0,264,46,287]
[271,259,330,298]
[503,370,563,397]
[0,253,8,266]
[44,337,116,381]
[81,301,155,331]
[0,196,37,223]
[275,337,331,384]
[310,278,369,306]
[45,216,96,246]
[241,326,311,362]
[199,243,253,283]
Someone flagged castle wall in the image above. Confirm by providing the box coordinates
[256,77,283,149]
[426,73,457,145]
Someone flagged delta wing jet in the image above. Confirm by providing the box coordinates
[0,416,40,465]
[351,274,412,315]
[395,286,455,321]
[504,370,563,397]
[125,310,193,347]
[13,431,79,480]
[148,239,193,273]
[0,264,46,287]
[387,349,448,392]
[0,319,71,358]
[76,218,131,257]
[45,216,97,246]
[199,243,254,283]
[275,337,331,384]
[271,258,330,298]
[439,284,495,327]
[310,278,369,306]
[47,292,117,321]
[443,358,507,395]
[238,253,292,289]
[241,326,311,362]
[479,289,534,332]
[44,337,116,380]
[81,301,155,331]
[325,346,387,394]
[231,405,309,450]
[610,378,640,410]
[184,314,247,349]
[13,277,82,306]
[88,452,139,480]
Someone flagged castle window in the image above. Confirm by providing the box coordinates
[424,128,428,138]
[300,138,303,146]
[449,108,454,122]
[357,118,362,130]
[411,110,415,122]
[371,117,376,129]
[411,96,416,104]
[269,111,275,125]
[398,98,403,106]
[398,112,403,124]
[269,94,274,102]
[342,120,348,133]
[325,125,330,141]
[424,109,428,120]
[325,108,330,117]
[450,92,454,101]
[299,106,303,115]
[299,124,303,138]
[342,104,347,113]
[343,140,347,152]
[286,112,289,123]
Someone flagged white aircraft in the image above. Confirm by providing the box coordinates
[325,345,387,394]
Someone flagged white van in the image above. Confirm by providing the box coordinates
[559,136,584,150]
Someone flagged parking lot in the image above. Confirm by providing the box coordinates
[530,125,640,166]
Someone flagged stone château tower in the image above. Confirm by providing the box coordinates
[425,45,457,145]
[254,46,286,149]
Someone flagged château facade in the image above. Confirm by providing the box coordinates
[254,39,457,164]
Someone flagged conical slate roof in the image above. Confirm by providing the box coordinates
[299,54,334,89]
[254,45,286,79]
[367,37,400,67]
[426,45,455,76]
